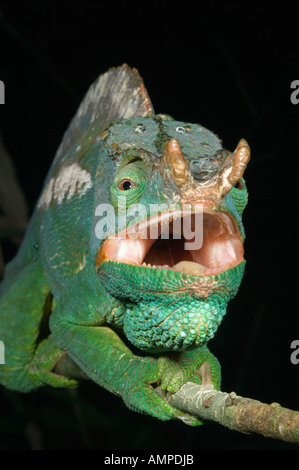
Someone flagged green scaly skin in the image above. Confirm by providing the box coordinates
[0,66,249,426]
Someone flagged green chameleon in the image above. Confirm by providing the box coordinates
[0,65,250,426]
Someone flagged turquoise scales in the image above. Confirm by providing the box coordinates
[102,260,245,353]
[0,65,250,425]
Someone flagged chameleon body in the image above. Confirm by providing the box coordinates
[0,65,250,425]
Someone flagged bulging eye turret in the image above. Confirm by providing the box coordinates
[230,177,248,215]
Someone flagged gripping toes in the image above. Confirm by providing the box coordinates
[157,346,221,394]
[124,375,201,425]
[121,356,202,425]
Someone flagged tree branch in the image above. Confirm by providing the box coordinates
[163,381,299,444]
[54,353,299,444]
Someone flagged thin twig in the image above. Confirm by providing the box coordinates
[165,381,299,444]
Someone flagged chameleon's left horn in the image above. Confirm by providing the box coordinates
[218,138,250,196]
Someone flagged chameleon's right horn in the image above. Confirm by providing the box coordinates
[159,138,193,189]
[218,138,250,196]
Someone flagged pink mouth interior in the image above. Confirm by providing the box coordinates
[96,211,244,277]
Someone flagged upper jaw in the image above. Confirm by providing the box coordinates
[95,207,244,278]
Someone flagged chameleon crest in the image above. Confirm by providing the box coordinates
[0,65,250,425]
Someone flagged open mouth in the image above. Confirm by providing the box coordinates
[95,209,244,277]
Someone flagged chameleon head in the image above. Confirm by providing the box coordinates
[95,117,250,353]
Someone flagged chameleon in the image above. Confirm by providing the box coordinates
[0,64,250,426]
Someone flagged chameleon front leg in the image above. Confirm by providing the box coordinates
[0,260,77,391]
[49,311,206,425]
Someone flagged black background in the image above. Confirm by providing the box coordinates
[0,1,298,451]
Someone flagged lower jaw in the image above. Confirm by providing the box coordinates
[97,260,246,302]
[122,293,228,353]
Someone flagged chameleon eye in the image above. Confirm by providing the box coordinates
[119,179,134,191]
[233,179,244,190]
